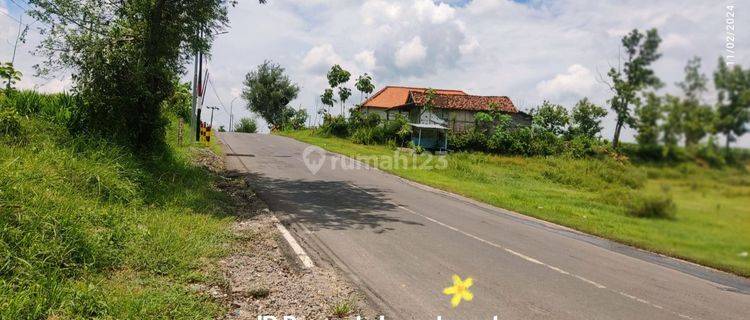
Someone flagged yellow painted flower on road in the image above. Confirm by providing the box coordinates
[443,274,474,308]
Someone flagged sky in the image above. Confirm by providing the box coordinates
[1,0,749,146]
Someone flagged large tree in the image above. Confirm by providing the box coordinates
[29,0,265,151]
[569,98,608,138]
[713,58,750,150]
[532,101,569,136]
[606,28,662,148]
[676,57,714,147]
[242,60,300,129]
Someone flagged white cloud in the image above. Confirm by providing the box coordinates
[413,0,455,24]
[662,33,691,50]
[459,37,479,55]
[536,64,598,101]
[301,44,342,73]
[395,36,427,69]
[6,0,750,146]
[361,0,402,26]
[355,50,376,71]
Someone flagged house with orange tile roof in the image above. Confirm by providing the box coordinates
[360,86,531,132]
[359,86,531,151]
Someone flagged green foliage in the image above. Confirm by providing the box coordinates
[634,92,663,158]
[1,114,232,318]
[242,60,300,130]
[29,0,241,152]
[625,191,676,219]
[0,62,22,89]
[234,117,258,133]
[355,73,375,103]
[713,57,750,149]
[321,88,336,112]
[326,65,352,115]
[351,126,378,145]
[0,107,22,137]
[319,114,350,137]
[569,98,607,138]
[348,109,381,129]
[326,65,351,88]
[531,101,569,136]
[607,28,663,148]
[280,108,308,131]
[162,81,192,122]
[3,90,82,126]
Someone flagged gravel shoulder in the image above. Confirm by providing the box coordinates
[194,144,378,319]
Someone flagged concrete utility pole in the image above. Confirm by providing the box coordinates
[190,47,199,141]
[207,106,220,128]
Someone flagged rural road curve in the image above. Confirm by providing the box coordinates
[219,132,750,320]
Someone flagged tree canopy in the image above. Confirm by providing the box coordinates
[28,0,253,151]
[607,28,662,148]
[242,60,300,130]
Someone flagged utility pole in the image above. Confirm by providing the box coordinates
[207,106,220,128]
[229,96,239,132]
[191,28,207,142]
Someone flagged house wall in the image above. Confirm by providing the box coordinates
[367,106,532,131]
[365,107,408,121]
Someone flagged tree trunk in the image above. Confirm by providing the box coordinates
[612,121,623,148]
[725,133,731,152]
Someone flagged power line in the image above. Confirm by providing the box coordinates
[0,10,24,25]
[8,0,30,11]
[207,77,230,116]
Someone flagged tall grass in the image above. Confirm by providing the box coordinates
[0,94,233,318]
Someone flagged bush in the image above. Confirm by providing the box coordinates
[319,114,349,137]
[4,90,82,127]
[566,134,603,158]
[348,109,381,130]
[0,107,22,137]
[381,114,410,145]
[234,118,258,133]
[625,191,676,219]
[448,130,487,152]
[351,127,378,145]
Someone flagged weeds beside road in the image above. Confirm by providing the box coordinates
[279,129,750,277]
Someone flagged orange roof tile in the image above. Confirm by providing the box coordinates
[410,92,518,113]
[361,86,467,109]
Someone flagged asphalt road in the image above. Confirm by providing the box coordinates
[219,132,750,320]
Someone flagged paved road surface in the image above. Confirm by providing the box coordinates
[219,132,750,320]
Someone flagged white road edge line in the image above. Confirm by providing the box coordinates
[272,216,314,269]
[393,203,697,320]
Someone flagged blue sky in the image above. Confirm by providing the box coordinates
[1,0,748,146]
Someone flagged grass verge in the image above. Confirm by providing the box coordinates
[1,115,235,318]
[279,129,750,277]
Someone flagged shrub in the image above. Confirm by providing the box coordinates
[381,114,410,145]
[319,114,350,137]
[234,118,258,133]
[625,191,676,219]
[566,134,603,158]
[348,109,381,130]
[0,107,21,137]
[351,127,377,145]
[448,130,487,152]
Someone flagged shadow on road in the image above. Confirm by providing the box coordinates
[230,170,423,233]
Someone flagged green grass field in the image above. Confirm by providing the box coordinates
[0,116,234,318]
[279,129,750,277]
